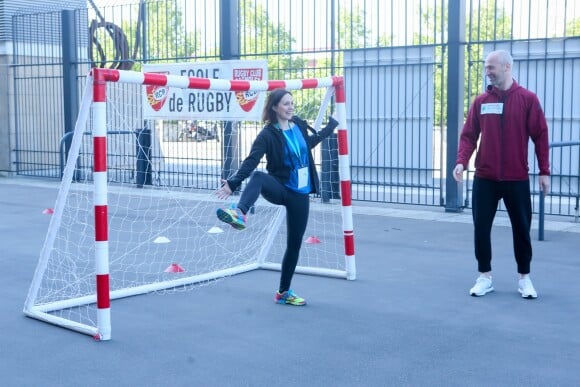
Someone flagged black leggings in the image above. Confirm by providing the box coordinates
[471,177,533,274]
[237,171,310,293]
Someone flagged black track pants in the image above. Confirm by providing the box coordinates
[471,177,533,274]
[238,171,310,292]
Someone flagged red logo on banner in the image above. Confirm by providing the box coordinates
[233,68,263,112]
[146,73,169,111]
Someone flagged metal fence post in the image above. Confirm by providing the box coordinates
[220,0,240,184]
[444,0,466,212]
[61,9,79,173]
[538,191,545,241]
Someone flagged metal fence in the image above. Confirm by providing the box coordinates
[10,0,580,217]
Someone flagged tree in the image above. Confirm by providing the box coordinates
[566,17,580,36]
[239,0,307,80]
[238,0,322,118]
[413,2,446,126]
[465,1,512,104]
[336,4,371,49]
[140,1,200,64]
[412,1,512,125]
[90,1,200,70]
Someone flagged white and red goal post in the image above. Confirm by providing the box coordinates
[24,68,355,341]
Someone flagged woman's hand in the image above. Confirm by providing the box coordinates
[215,179,233,200]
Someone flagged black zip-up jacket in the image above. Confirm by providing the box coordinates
[226,116,339,195]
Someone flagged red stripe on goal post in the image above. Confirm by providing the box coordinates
[94,205,108,241]
[93,137,107,172]
[229,80,251,91]
[102,68,120,82]
[301,79,319,89]
[267,80,287,90]
[337,130,349,156]
[333,78,346,103]
[92,68,108,102]
[143,72,169,86]
[96,274,110,308]
[188,77,212,89]
[340,180,352,206]
[343,232,355,256]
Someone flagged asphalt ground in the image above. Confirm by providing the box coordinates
[1,177,579,387]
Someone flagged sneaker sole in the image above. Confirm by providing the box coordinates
[216,209,246,230]
[276,300,307,306]
[470,287,494,297]
[518,289,538,299]
[274,296,306,306]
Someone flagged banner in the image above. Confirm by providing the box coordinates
[142,60,268,120]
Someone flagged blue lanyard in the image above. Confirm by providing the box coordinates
[281,126,302,161]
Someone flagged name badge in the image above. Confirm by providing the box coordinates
[481,103,504,115]
[297,167,309,189]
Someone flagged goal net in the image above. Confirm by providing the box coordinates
[24,69,355,340]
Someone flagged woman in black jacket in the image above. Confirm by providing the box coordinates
[215,88,338,306]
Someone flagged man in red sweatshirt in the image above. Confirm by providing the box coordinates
[453,50,550,299]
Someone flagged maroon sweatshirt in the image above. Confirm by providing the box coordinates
[456,80,550,181]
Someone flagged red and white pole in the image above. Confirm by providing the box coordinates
[333,77,356,280]
[92,69,111,340]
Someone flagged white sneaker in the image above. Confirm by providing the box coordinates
[469,276,494,297]
[518,277,538,299]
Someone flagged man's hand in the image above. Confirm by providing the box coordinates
[539,175,550,195]
[453,164,465,182]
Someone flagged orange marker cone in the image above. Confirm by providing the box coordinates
[305,236,321,244]
[164,263,185,273]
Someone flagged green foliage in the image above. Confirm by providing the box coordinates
[337,4,371,49]
[566,18,580,36]
[141,1,199,63]
[90,1,201,70]
[238,0,361,121]
[239,0,306,77]
[413,3,445,125]
[302,6,376,119]
[465,0,512,104]
[411,1,512,125]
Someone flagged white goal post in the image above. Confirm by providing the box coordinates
[24,68,356,341]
